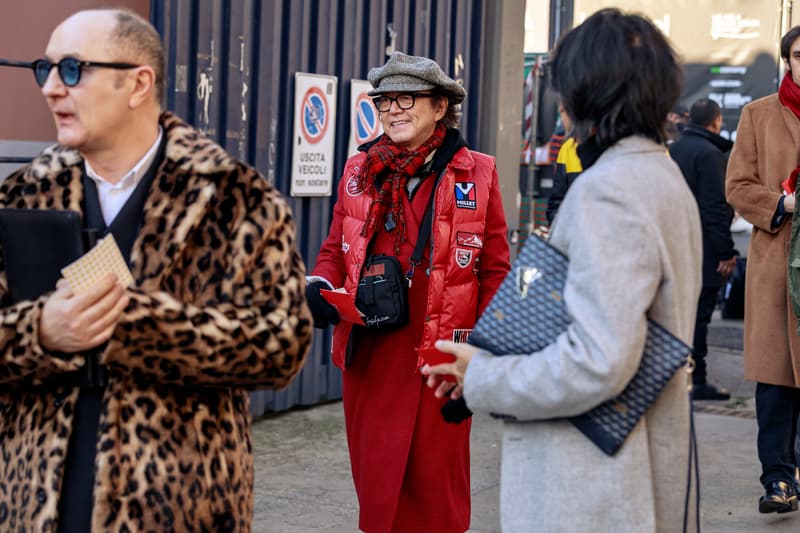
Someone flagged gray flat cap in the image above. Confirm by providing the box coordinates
[367,51,466,104]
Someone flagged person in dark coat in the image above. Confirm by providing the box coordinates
[669,97,737,400]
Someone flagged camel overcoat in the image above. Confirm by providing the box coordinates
[726,93,800,387]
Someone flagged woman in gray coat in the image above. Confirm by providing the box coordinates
[424,9,702,532]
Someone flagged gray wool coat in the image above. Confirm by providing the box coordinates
[464,136,702,532]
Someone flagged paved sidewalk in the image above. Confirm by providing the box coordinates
[251,318,800,532]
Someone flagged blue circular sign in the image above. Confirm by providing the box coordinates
[302,87,328,144]
[354,93,380,144]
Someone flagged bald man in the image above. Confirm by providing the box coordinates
[0,9,311,532]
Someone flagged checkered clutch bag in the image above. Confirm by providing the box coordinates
[469,234,691,456]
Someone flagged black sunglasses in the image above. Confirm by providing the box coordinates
[0,57,139,87]
[372,93,437,112]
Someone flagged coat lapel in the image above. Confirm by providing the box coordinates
[780,104,800,161]
[128,112,230,291]
[128,163,216,291]
[17,145,85,212]
[403,185,424,246]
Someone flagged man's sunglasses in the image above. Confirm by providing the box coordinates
[0,57,139,87]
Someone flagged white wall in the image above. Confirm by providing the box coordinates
[525,0,551,53]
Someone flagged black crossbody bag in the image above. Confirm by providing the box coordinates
[356,176,439,329]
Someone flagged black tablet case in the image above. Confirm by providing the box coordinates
[0,208,85,302]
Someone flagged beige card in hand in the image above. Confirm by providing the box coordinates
[61,234,134,294]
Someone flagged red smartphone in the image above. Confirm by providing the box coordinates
[417,348,456,382]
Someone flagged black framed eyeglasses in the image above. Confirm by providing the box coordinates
[372,93,437,112]
[0,57,139,87]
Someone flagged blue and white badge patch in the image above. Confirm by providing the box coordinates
[455,248,473,268]
[455,182,477,209]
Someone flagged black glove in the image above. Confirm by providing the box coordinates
[306,281,340,329]
[441,396,473,424]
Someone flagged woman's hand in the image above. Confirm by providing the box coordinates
[421,340,481,400]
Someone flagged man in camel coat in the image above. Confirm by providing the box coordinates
[726,25,800,515]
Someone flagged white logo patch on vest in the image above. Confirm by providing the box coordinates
[455,248,473,268]
[455,182,477,209]
[341,235,351,254]
[346,174,364,197]
[456,231,483,249]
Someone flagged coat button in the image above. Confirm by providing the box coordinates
[425,316,431,322]
[53,397,63,407]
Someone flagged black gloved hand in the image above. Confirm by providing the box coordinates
[441,396,473,424]
[306,281,340,329]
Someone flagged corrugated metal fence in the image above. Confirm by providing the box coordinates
[151,0,487,415]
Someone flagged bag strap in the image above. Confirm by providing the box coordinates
[406,169,444,285]
[683,361,702,533]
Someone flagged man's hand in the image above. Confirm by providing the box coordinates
[717,257,737,278]
[786,194,796,213]
[421,340,480,400]
[39,273,130,353]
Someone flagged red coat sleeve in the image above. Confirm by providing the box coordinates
[310,174,349,288]
[477,165,511,313]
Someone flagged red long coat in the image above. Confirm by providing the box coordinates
[312,146,510,533]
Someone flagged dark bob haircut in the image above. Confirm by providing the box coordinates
[548,8,683,147]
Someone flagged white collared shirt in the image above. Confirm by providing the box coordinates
[84,127,163,226]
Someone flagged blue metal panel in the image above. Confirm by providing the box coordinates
[454,0,485,146]
[152,0,486,415]
[222,0,251,161]
[193,1,223,141]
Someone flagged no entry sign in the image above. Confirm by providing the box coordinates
[347,79,384,157]
[291,73,338,196]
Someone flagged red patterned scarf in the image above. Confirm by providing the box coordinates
[358,123,446,253]
[779,71,800,119]
[779,72,800,190]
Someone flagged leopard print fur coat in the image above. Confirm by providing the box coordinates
[0,112,312,531]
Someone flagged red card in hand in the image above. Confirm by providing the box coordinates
[320,288,365,325]
[418,348,456,382]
